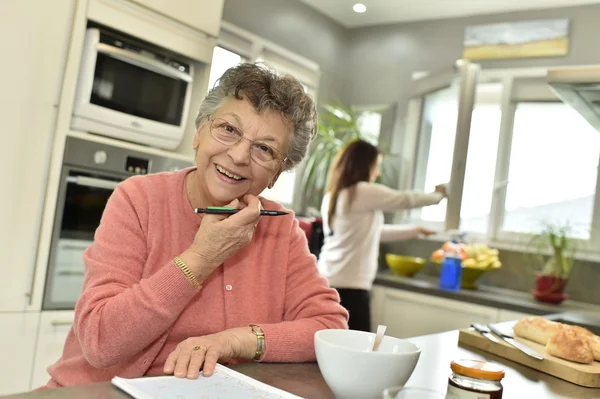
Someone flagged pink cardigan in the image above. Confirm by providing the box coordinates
[42,168,348,388]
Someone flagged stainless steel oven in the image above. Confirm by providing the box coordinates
[43,137,192,310]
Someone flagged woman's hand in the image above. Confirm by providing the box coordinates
[434,184,448,197]
[417,226,436,237]
[163,327,256,379]
[181,195,262,280]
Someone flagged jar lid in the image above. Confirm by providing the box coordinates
[451,359,505,381]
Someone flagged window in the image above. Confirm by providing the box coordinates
[411,83,503,232]
[259,170,295,205]
[459,84,503,233]
[207,47,243,93]
[502,103,600,239]
[356,110,383,145]
[413,86,458,225]
[404,67,600,258]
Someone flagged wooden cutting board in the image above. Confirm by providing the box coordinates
[458,327,600,388]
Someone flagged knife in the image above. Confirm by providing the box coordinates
[487,324,544,360]
[471,323,500,343]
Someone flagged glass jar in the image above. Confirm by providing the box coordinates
[447,359,504,399]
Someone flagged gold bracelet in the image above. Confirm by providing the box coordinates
[249,325,265,361]
[173,256,202,291]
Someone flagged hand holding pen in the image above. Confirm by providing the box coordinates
[183,196,265,274]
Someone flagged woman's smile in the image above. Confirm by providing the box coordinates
[214,163,247,184]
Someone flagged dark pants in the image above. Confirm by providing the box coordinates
[336,288,371,332]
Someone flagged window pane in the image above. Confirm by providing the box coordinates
[357,111,382,145]
[207,47,242,92]
[459,83,503,233]
[503,103,600,238]
[414,86,458,223]
[260,171,295,205]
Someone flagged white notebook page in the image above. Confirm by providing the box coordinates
[111,363,304,399]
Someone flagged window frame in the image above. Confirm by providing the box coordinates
[398,65,600,262]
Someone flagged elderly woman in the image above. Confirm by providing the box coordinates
[41,63,348,388]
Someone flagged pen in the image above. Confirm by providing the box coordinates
[195,206,289,216]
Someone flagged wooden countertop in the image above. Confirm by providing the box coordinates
[4,331,599,399]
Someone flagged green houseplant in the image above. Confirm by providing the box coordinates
[301,103,397,210]
[527,222,577,304]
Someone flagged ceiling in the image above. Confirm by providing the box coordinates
[297,0,600,28]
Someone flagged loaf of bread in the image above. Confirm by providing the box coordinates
[513,316,600,363]
[590,335,600,361]
[512,316,563,345]
[546,329,594,364]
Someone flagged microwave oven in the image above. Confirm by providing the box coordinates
[72,27,194,150]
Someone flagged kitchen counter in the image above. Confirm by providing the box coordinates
[4,331,599,399]
[375,270,600,316]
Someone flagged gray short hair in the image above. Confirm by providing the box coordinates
[195,63,317,171]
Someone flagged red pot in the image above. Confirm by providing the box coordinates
[532,274,568,304]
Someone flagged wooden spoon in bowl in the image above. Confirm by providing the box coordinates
[372,324,387,352]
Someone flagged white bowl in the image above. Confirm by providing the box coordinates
[315,329,421,399]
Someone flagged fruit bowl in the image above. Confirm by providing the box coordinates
[430,242,502,289]
[386,254,426,277]
[430,259,497,289]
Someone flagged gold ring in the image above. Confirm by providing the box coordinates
[192,345,206,352]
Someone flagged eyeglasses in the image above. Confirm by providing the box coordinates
[208,117,287,167]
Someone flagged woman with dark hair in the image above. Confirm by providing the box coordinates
[318,139,446,332]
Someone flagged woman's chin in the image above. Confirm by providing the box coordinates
[208,188,246,205]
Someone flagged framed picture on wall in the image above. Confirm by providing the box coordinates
[463,19,570,60]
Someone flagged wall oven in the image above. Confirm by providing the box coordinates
[43,136,192,310]
[72,25,194,150]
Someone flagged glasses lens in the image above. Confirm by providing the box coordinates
[211,119,240,144]
[251,142,278,163]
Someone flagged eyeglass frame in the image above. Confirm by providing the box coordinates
[206,115,289,167]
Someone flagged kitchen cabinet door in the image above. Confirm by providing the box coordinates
[0,0,74,312]
[130,0,224,37]
[370,285,386,333]
[0,312,39,395]
[380,288,498,339]
[0,104,57,312]
[2,0,74,105]
[31,311,75,390]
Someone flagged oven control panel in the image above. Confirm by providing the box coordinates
[125,156,150,175]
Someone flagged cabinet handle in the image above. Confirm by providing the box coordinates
[97,43,193,83]
[51,321,73,327]
[57,270,85,276]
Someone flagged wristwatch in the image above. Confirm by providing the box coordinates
[249,324,265,361]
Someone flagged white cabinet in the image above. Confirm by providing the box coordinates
[130,0,224,37]
[1,104,58,312]
[370,286,541,339]
[378,288,498,339]
[31,311,75,389]
[0,1,75,312]
[0,312,40,395]
[1,0,75,105]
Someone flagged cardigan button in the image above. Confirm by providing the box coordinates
[225,284,233,291]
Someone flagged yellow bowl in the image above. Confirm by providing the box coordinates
[431,259,492,290]
[386,254,426,277]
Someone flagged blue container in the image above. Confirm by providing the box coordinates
[439,254,463,291]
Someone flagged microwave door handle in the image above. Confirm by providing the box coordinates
[96,43,193,83]
[66,176,119,190]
